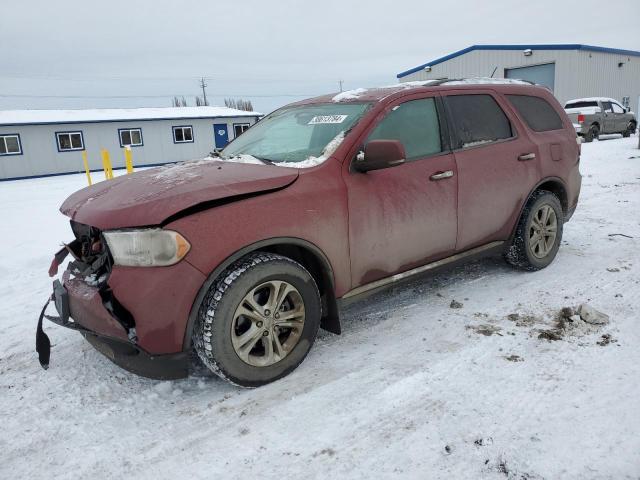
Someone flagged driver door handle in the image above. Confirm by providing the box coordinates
[430,170,454,181]
[518,153,536,161]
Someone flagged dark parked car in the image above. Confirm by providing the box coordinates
[39,79,581,387]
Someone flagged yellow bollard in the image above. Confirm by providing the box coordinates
[101,149,114,180]
[124,146,134,174]
[82,151,93,186]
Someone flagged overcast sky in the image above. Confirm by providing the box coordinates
[1,0,638,113]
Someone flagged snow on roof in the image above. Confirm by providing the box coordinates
[331,78,532,102]
[439,77,532,86]
[565,97,621,104]
[0,106,261,126]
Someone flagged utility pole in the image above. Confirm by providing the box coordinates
[338,80,344,92]
[199,77,209,106]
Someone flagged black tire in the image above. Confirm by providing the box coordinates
[504,191,564,271]
[623,121,636,138]
[193,252,321,387]
[584,124,599,143]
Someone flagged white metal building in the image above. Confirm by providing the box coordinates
[397,44,640,110]
[0,106,261,180]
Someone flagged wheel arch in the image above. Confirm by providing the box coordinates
[183,237,340,351]
[508,177,568,243]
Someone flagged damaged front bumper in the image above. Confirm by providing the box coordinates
[37,276,190,380]
[37,220,206,379]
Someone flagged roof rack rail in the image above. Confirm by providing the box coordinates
[429,77,537,86]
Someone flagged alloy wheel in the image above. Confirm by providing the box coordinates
[231,280,306,367]
[528,204,558,259]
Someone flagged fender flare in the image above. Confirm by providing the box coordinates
[507,176,568,244]
[182,237,339,351]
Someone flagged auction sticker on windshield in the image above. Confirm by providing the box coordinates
[308,115,348,124]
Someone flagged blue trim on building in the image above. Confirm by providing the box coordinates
[397,44,640,78]
[0,133,23,156]
[117,127,144,148]
[0,161,177,182]
[172,125,194,144]
[55,130,85,152]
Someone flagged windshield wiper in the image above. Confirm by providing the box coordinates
[253,156,277,165]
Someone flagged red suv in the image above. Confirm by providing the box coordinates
[38,80,581,387]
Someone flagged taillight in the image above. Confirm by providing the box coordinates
[577,114,585,123]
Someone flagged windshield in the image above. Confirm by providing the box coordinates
[220,103,371,165]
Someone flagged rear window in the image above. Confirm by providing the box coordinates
[507,95,563,132]
[443,94,513,149]
[564,101,598,109]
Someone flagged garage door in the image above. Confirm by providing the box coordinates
[505,63,555,92]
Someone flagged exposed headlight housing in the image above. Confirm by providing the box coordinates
[103,229,191,267]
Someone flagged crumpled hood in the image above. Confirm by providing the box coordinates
[60,159,299,229]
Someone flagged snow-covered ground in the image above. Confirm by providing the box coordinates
[1,136,639,479]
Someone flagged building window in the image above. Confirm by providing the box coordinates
[56,131,84,151]
[119,128,143,147]
[233,123,250,138]
[173,126,194,143]
[0,134,22,156]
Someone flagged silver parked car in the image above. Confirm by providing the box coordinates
[564,97,637,142]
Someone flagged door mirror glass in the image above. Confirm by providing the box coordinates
[354,140,406,172]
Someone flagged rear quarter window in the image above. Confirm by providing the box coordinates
[564,101,598,109]
[443,94,513,149]
[507,95,564,132]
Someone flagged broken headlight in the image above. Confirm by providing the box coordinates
[103,229,191,267]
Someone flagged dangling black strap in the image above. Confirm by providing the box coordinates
[36,299,52,370]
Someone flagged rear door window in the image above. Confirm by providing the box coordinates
[367,98,442,160]
[507,95,563,132]
[443,94,513,149]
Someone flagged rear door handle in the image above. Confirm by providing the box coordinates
[430,170,454,181]
[518,153,536,161]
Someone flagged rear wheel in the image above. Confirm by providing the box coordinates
[505,191,564,271]
[194,252,321,387]
[584,124,599,142]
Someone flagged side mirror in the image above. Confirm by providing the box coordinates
[354,140,406,173]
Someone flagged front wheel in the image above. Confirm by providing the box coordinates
[194,252,321,387]
[622,121,636,138]
[505,191,564,271]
